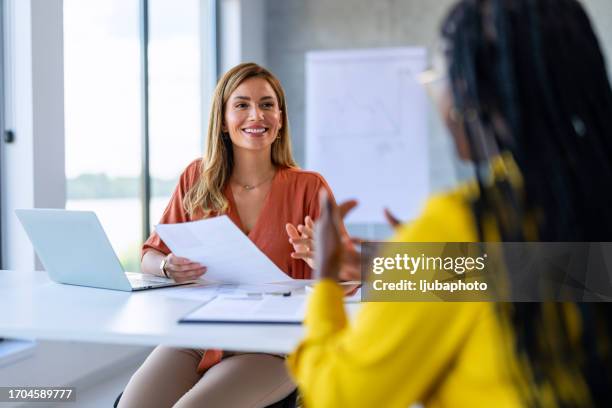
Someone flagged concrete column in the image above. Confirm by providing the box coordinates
[218,0,266,74]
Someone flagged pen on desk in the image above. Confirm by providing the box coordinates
[245,291,292,297]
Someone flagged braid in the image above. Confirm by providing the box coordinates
[441,0,612,406]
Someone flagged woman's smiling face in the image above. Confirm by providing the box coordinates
[223,77,283,153]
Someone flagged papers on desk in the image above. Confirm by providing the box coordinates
[180,294,307,324]
[156,216,291,284]
[177,281,360,325]
[163,282,311,302]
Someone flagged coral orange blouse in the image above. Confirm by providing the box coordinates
[143,159,342,280]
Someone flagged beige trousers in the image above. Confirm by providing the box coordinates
[117,346,295,408]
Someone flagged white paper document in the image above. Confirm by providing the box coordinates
[156,216,292,285]
[180,294,307,324]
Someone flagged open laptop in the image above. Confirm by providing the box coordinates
[16,209,193,291]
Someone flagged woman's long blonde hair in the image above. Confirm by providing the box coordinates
[183,63,297,218]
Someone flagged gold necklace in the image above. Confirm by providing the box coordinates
[232,171,275,191]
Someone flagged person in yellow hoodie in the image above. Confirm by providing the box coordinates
[288,0,612,406]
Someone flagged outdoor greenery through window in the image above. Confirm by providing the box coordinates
[64,0,203,272]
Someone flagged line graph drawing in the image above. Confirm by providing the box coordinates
[306,48,430,224]
[308,61,418,138]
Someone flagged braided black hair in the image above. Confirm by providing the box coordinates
[441,0,612,406]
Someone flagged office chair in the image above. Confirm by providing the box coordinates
[113,388,298,408]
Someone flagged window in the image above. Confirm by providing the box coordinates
[64,0,143,270]
[148,0,203,230]
[64,1,214,272]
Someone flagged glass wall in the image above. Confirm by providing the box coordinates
[64,1,210,271]
[64,0,143,271]
[148,0,203,230]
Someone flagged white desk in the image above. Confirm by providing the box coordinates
[0,270,308,354]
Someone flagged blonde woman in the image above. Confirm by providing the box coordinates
[118,63,343,408]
